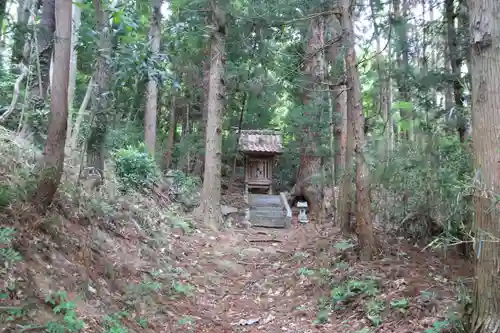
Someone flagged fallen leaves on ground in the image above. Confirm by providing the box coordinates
[2,209,472,333]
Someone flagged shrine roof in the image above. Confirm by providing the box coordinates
[238,129,283,154]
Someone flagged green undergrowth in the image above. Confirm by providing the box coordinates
[292,240,470,333]
[0,127,198,331]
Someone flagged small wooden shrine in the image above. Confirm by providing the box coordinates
[238,129,283,195]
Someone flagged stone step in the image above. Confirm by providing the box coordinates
[250,209,291,228]
[250,216,288,228]
[248,194,282,207]
[251,218,288,228]
[251,208,284,219]
[246,193,291,228]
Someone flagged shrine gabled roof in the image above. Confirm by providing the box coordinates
[238,129,283,154]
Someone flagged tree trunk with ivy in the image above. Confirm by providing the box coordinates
[338,67,354,233]
[341,0,376,260]
[446,0,467,143]
[163,101,176,170]
[193,57,211,178]
[194,0,226,229]
[325,14,350,229]
[468,0,500,330]
[11,0,35,65]
[33,0,71,209]
[86,0,112,175]
[20,0,55,140]
[66,0,82,140]
[333,86,347,185]
[336,84,351,232]
[325,14,345,219]
[292,15,326,223]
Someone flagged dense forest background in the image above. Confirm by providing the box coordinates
[0,0,473,234]
[1,0,499,331]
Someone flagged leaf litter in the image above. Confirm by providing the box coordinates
[1,198,473,333]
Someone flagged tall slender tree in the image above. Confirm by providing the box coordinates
[86,0,112,175]
[292,14,326,222]
[341,0,376,260]
[468,0,500,330]
[194,0,226,228]
[33,0,72,208]
[67,0,83,140]
[144,0,163,155]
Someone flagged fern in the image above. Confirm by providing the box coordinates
[0,227,22,263]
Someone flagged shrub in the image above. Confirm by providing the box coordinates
[106,122,143,152]
[113,144,158,190]
[374,135,472,242]
[166,170,201,209]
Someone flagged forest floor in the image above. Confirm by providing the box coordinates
[171,223,473,333]
[2,210,473,333]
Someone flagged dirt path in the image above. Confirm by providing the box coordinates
[3,212,473,333]
[167,224,473,333]
[184,225,319,332]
